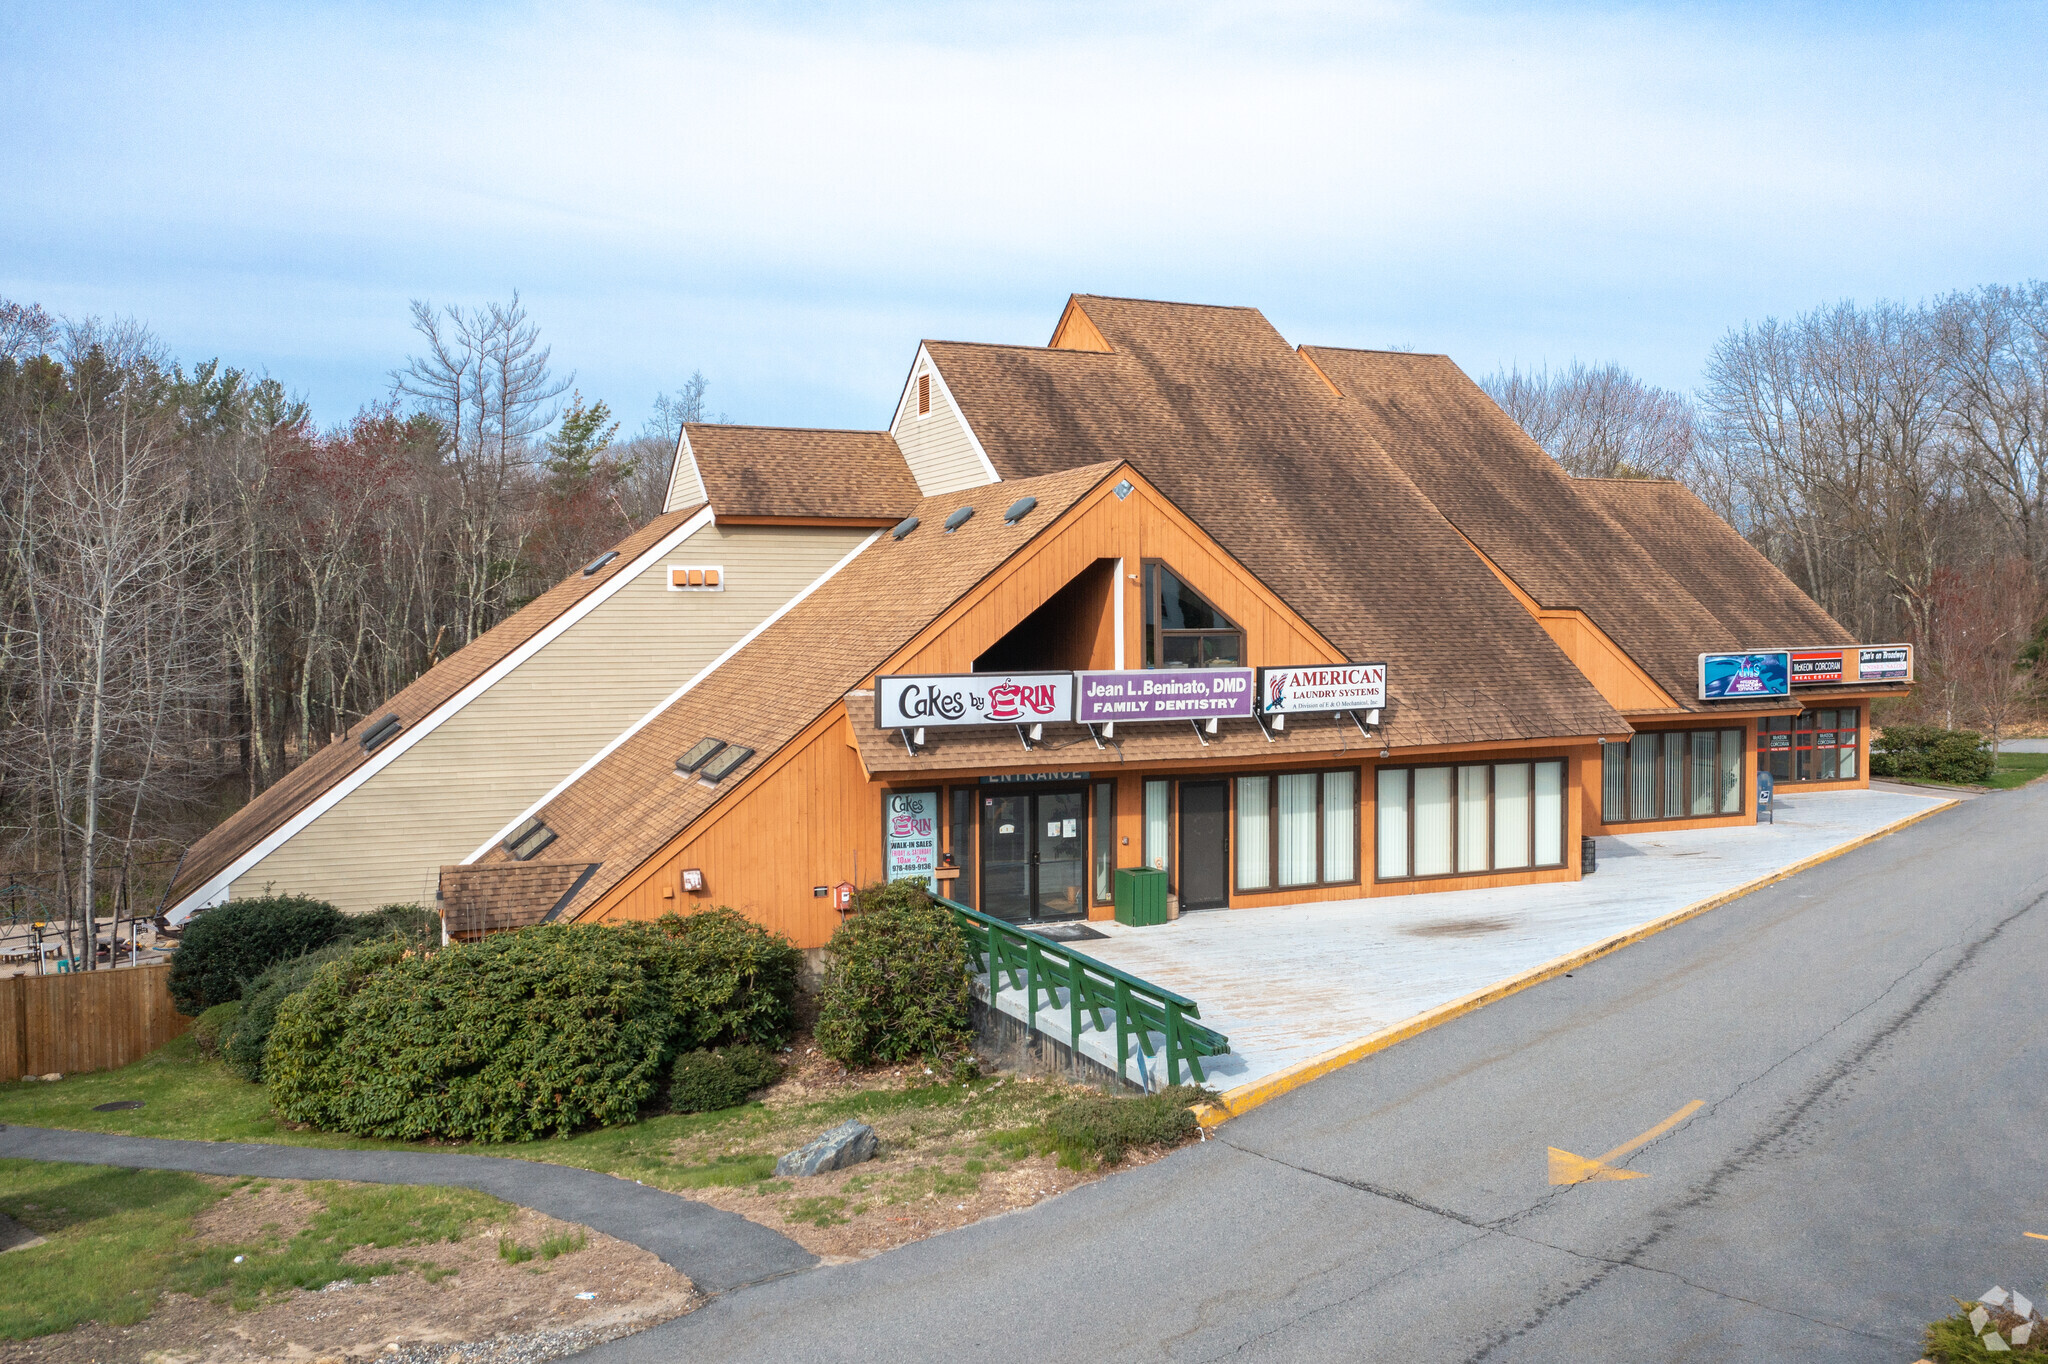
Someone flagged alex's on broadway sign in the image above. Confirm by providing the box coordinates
[1257,664,1388,715]
[1075,669,1255,721]
[875,672,1075,728]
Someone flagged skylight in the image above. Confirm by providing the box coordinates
[503,816,557,861]
[582,550,620,576]
[698,744,755,784]
[359,714,402,753]
[675,737,726,774]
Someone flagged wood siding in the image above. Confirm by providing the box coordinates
[2,966,187,1081]
[1538,609,1679,714]
[230,523,874,914]
[892,348,995,495]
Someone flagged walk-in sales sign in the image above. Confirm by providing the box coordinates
[1257,664,1388,715]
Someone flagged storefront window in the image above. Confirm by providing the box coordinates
[947,787,975,908]
[1758,708,1860,782]
[1144,779,1172,874]
[1377,760,1566,881]
[1230,768,1360,892]
[1092,781,1116,903]
[1602,730,1746,822]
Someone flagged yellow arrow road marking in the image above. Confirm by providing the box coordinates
[1549,1100,1705,1185]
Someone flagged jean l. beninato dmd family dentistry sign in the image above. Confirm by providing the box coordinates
[1074,669,1255,720]
[874,672,1076,728]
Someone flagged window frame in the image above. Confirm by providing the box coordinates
[1141,559,1246,670]
[1091,779,1117,906]
[1601,728,1749,823]
[1230,766,1364,894]
[1374,758,1569,883]
[1758,708,1860,783]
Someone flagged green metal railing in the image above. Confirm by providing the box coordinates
[940,897,1229,1087]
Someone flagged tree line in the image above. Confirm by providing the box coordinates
[1484,281,2048,747]
[0,293,706,958]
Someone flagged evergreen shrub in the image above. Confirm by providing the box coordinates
[1869,725,1995,784]
[265,912,798,1142]
[190,1001,241,1058]
[816,880,971,1066]
[167,894,348,1016]
[668,1044,784,1113]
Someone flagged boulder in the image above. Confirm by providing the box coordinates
[775,1120,878,1177]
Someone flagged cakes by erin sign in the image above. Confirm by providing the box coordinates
[882,789,940,889]
[874,672,1075,729]
[1257,664,1388,715]
[1074,668,1255,721]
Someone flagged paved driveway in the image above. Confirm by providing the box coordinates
[1082,787,1948,1088]
[578,779,2043,1362]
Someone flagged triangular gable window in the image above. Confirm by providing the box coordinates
[1143,562,1243,669]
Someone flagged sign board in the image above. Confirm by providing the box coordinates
[1256,664,1388,715]
[1789,649,1845,685]
[1756,770,1774,824]
[1699,651,1791,700]
[874,672,1074,729]
[882,789,941,890]
[1075,668,1255,722]
[1856,644,1913,683]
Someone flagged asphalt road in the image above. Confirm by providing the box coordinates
[583,781,2048,1363]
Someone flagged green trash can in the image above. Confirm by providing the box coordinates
[1114,867,1169,927]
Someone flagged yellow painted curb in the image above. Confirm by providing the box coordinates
[1190,797,1960,1128]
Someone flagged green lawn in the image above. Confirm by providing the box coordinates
[0,1160,508,1340]
[1986,749,2048,791]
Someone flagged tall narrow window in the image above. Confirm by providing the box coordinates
[1602,744,1626,825]
[1323,770,1357,882]
[1493,762,1531,870]
[1690,731,1718,815]
[1276,773,1319,887]
[1718,730,1743,813]
[1456,765,1490,873]
[1144,779,1171,874]
[1376,768,1409,880]
[1413,766,1454,876]
[1092,781,1117,903]
[917,373,931,415]
[1236,775,1271,890]
[1533,760,1565,866]
[1629,733,1659,820]
[1662,738,1686,818]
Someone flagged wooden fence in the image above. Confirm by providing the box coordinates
[1,965,189,1082]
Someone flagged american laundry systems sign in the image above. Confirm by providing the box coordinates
[1075,669,1255,721]
[1257,664,1388,715]
[874,672,1075,728]
[1698,651,1792,700]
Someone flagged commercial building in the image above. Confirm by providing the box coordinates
[169,296,1909,947]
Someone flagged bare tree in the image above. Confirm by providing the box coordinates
[1934,283,2048,573]
[1481,361,1696,479]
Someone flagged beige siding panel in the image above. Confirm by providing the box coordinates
[663,430,708,512]
[892,349,996,496]
[231,523,873,914]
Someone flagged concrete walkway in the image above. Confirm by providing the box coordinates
[0,1125,815,1294]
[1080,788,1950,1091]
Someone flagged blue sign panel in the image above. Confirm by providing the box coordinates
[1699,651,1791,700]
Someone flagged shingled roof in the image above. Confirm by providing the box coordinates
[686,425,919,520]
[167,504,706,909]
[457,463,1124,924]
[922,296,1629,747]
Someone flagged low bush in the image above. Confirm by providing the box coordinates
[342,902,442,949]
[168,894,349,1016]
[1870,724,1995,785]
[266,914,799,1142]
[189,1001,240,1059]
[1041,1085,1207,1166]
[815,881,971,1066]
[668,1044,784,1113]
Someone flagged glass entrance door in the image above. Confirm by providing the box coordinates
[979,789,1087,923]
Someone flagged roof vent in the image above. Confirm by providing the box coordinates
[675,737,727,775]
[698,744,755,784]
[891,516,920,541]
[359,714,402,753]
[944,506,974,534]
[1003,496,1037,525]
[582,550,620,576]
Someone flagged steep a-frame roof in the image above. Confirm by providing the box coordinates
[685,425,919,520]
[167,504,707,909]
[920,296,1628,747]
[457,463,1122,924]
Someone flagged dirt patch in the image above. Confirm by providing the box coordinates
[1401,916,1516,938]
[9,1200,696,1364]
[187,1180,321,1247]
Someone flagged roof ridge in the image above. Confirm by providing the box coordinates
[1070,294,1262,312]
[1302,343,1453,360]
[687,423,892,436]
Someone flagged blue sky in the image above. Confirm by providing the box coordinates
[5,1,2044,434]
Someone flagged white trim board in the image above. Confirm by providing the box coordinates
[890,343,1001,491]
[460,528,885,866]
[167,505,720,922]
